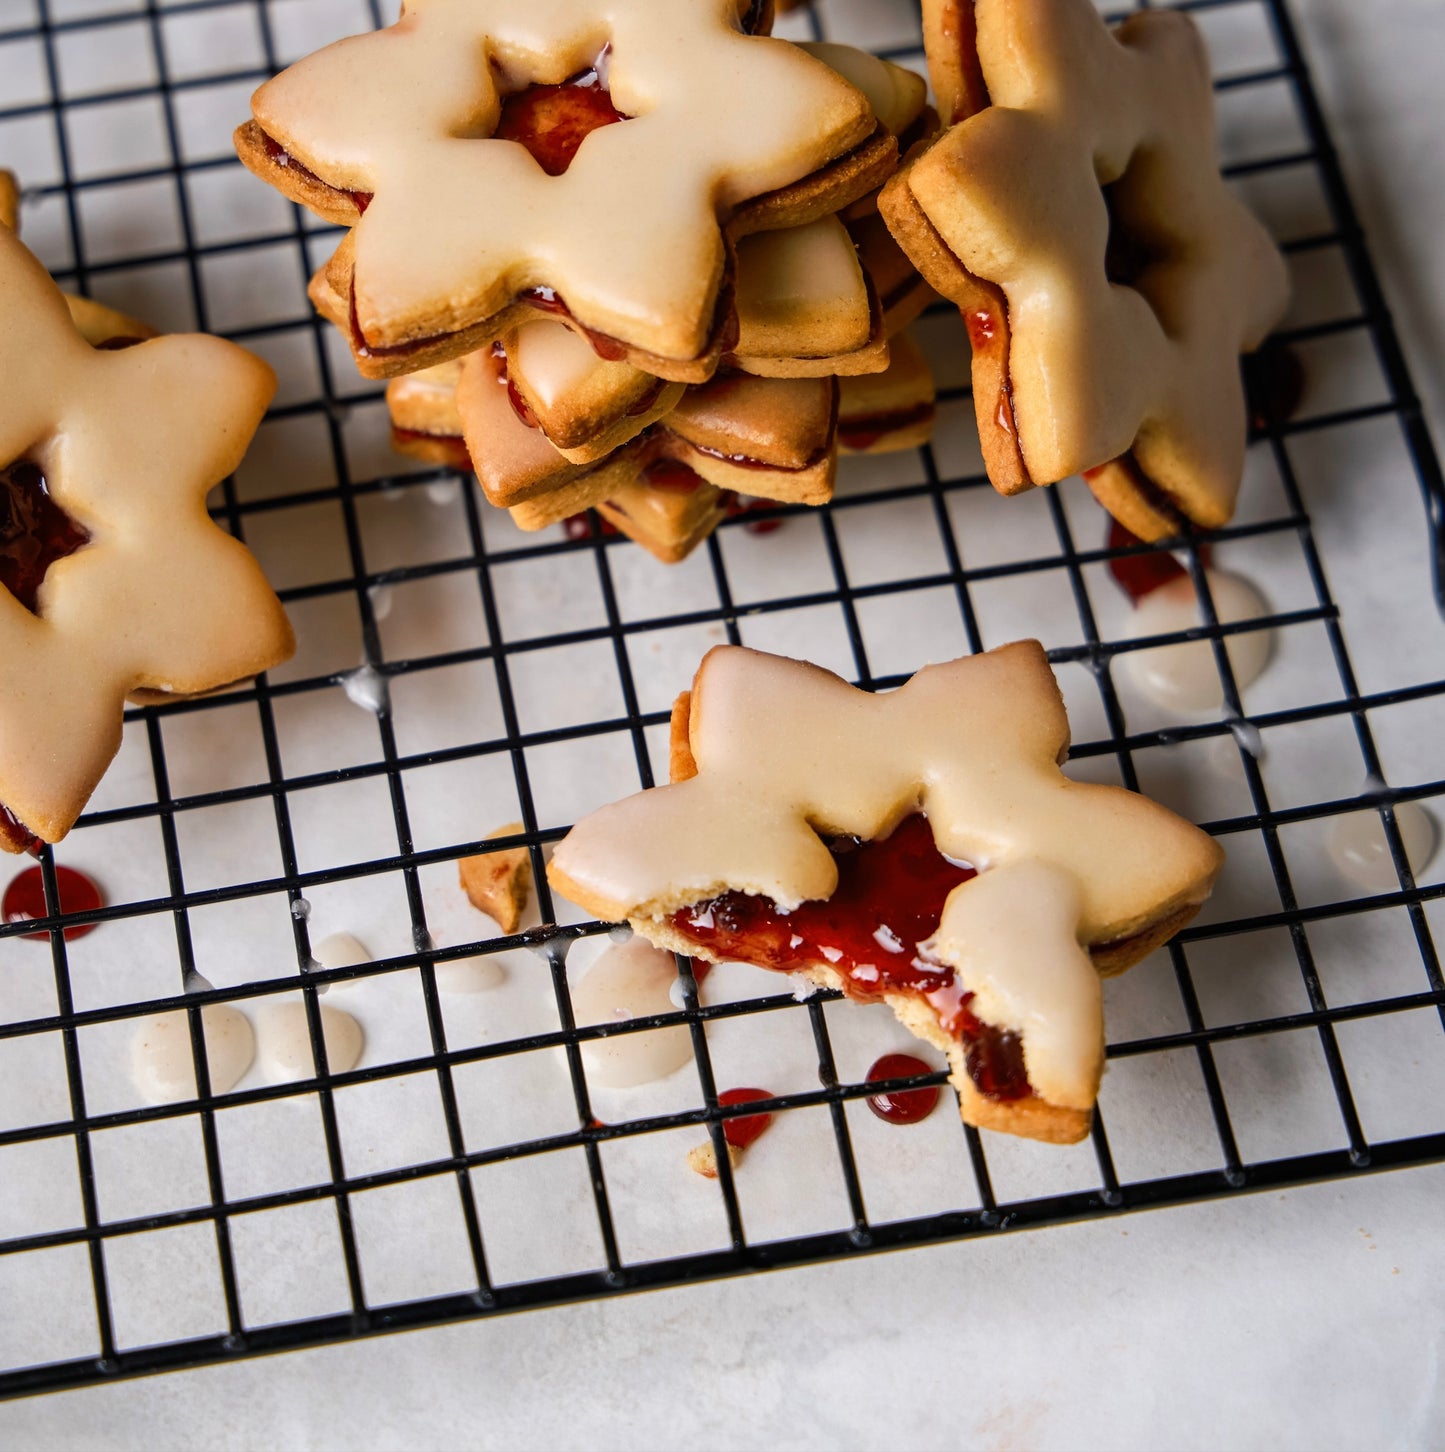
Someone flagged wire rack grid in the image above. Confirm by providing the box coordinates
[1,0,1444,1399]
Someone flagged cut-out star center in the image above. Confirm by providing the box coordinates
[0,459,89,616]
[494,52,632,177]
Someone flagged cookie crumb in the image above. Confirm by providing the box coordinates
[459,822,532,934]
[687,1141,742,1180]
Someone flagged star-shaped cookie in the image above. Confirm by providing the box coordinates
[0,228,294,851]
[880,0,1289,539]
[236,0,892,380]
[549,642,1223,1142]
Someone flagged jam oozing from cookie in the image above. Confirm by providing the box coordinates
[1106,517,1212,605]
[0,460,90,615]
[563,511,620,542]
[3,864,103,940]
[719,1087,774,1150]
[667,813,1033,1101]
[0,804,44,857]
[261,133,372,214]
[864,1052,940,1125]
[495,55,628,178]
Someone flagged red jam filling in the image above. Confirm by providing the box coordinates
[865,1052,940,1125]
[0,804,44,857]
[495,58,628,177]
[965,308,997,350]
[563,512,620,541]
[3,864,103,940]
[838,402,936,453]
[1105,517,1214,605]
[0,460,89,616]
[667,814,1034,1102]
[261,133,371,213]
[724,494,783,535]
[719,1087,773,1150]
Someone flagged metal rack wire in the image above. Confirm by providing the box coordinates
[1,0,1443,1398]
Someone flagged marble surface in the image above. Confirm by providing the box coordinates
[3,0,1444,1447]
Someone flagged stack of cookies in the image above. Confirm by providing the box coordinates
[235,3,940,562]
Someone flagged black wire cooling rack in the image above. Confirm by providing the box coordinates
[2,0,1444,1400]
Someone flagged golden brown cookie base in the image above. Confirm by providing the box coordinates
[390,426,473,473]
[879,165,1029,493]
[459,823,533,934]
[923,0,990,125]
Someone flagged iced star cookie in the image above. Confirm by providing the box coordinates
[0,228,294,853]
[237,0,896,382]
[549,642,1223,1143]
[879,0,1289,539]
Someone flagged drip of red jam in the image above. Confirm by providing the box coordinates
[965,308,997,349]
[864,1053,941,1125]
[495,58,628,178]
[668,814,1033,1101]
[0,804,44,857]
[0,460,90,616]
[725,495,783,535]
[1106,517,1212,605]
[718,1087,773,1150]
[563,512,620,542]
[838,402,936,453]
[2,864,103,940]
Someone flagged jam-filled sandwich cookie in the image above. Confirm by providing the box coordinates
[880,0,1289,540]
[549,642,1223,1143]
[236,0,896,383]
[0,229,294,854]
[838,328,936,455]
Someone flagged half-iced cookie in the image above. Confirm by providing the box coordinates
[549,642,1223,1142]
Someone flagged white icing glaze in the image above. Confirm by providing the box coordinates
[1327,803,1437,893]
[926,860,1101,1109]
[901,0,1289,519]
[1124,570,1272,713]
[571,937,692,1088]
[436,955,508,992]
[131,1006,255,1104]
[797,41,928,138]
[0,229,294,845]
[257,1001,365,1083]
[510,321,611,409]
[310,930,372,990]
[342,663,388,714]
[550,643,1222,1108]
[249,0,876,360]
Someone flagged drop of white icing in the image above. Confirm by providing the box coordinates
[368,583,394,621]
[1124,571,1272,713]
[291,897,312,921]
[435,955,507,993]
[571,938,692,1088]
[425,478,460,506]
[608,924,634,945]
[257,1001,365,1083]
[342,664,388,714]
[310,931,371,991]
[131,1006,254,1104]
[183,969,214,995]
[1327,803,1437,892]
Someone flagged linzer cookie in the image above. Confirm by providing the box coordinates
[880,0,1289,539]
[548,643,1223,1143]
[236,0,895,382]
[0,228,294,854]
